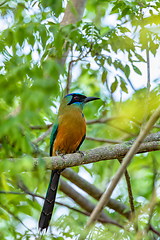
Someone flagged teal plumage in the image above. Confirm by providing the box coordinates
[39,93,99,231]
[49,119,59,156]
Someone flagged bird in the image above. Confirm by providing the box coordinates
[38,93,100,231]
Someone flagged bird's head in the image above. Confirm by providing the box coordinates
[58,93,100,114]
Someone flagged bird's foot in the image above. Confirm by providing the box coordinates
[55,151,65,173]
[56,151,65,159]
[76,150,84,157]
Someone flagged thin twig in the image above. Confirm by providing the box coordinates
[149,225,160,237]
[86,116,119,124]
[118,158,135,214]
[66,48,73,94]
[16,179,123,226]
[66,43,93,91]
[0,189,107,222]
[126,78,136,91]
[58,0,88,66]
[107,122,137,137]
[32,126,52,144]
[0,0,7,6]
[30,124,52,130]
[0,203,36,235]
[29,116,141,130]
[146,155,157,234]
[141,46,151,130]
[86,136,122,144]
[87,117,138,137]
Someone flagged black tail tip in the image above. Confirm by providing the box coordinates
[38,223,48,232]
[38,213,50,232]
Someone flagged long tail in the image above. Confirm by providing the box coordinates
[38,170,61,231]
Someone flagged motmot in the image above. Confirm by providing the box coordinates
[39,93,100,231]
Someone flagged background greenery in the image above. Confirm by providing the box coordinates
[0,0,160,239]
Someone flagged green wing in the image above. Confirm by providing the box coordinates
[50,119,59,156]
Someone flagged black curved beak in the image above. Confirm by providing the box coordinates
[84,96,100,103]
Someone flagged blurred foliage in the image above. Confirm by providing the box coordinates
[0,0,160,239]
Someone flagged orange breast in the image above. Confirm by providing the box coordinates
[52,109,86,156]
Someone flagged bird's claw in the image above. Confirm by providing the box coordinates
[56,151,65,159]
[76,150,84,157]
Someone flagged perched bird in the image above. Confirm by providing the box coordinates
[38,93,100,231]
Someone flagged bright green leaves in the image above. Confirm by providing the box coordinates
[149,40,159,56]
[110,76,128,94]
[49,23,65,59]
[2,29,14,48]
[0,116,33,158]
[134,53,145,63]
[25,23,36,47]
[110,0,139,20]
[40,0,63,18]
[15,26,25,47]
[120,77,128,93]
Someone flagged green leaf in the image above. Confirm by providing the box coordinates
[111,77,118,93]
[120,77,128,93]
[135,53,145,62]
[101,69,107,84]
[3,29,14,47]
[150,41,159,56]
[41,0,63,18]
[86,63,90,69]
[124,64,130,78]
[132,65,142,75]
[107,56,112,66]
[15,26,25,47]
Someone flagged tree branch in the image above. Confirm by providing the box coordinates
[59,179,123,228]
[62,168,131,219]
[3,132,160,171]
[61,0,87,26]
[59,0,87,68]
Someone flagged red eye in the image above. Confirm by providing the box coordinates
[74,96,79,100]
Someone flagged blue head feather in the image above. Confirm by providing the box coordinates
[64,93,86,108]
